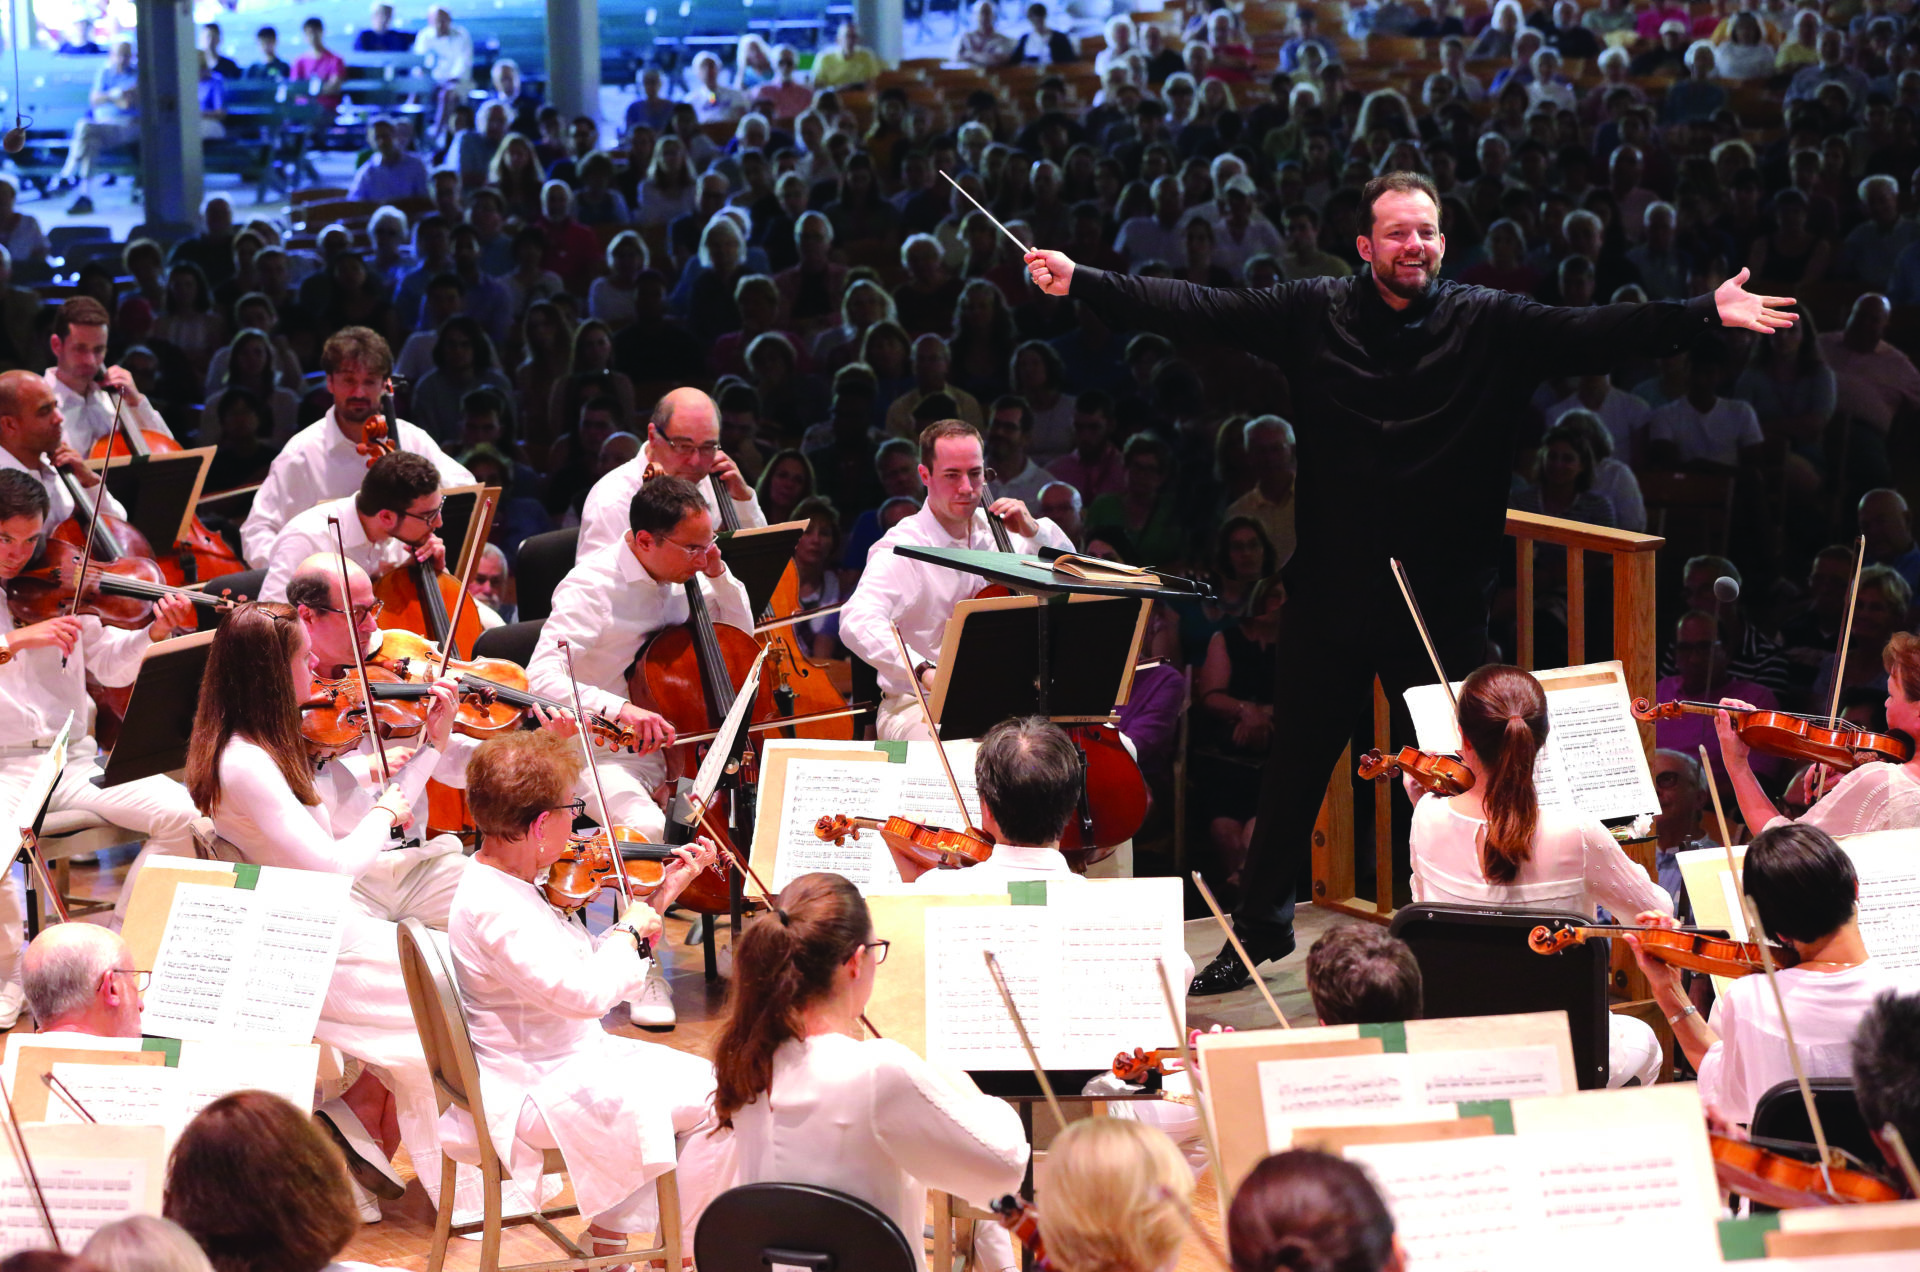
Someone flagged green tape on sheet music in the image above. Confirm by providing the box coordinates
[1009,881,1047,906]
[141,1038,182,1067]
[233,863,261,890]
[1455,1100,1514,1135]
[1357,1022,1408,1053]
[874,741,908,764]
[1716,1215,1778,1260]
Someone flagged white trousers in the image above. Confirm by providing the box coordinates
[876,694,936,742]
[0,738,197,991]
[584,751,668,840]
[1608,1012,1665,1088]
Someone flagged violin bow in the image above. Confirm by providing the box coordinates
[1699,745,1839,1196]
[328,517,393,786]
[0,1070,62,1250]
[432,491,494,676]
[1882,1123,1920,1197]
[1815,535,1868,803]
[1389,558,1456,714]
[981,949,1065,1127]
[556,639,633,913]
[888,621,978,835]
[58,386,128,668]
[1190,872,1287,1028]
[1156,957,1229,1206]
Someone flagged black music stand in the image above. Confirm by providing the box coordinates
[94,448,213,559]
[94,632,214,787]
[895,545,1208,721]
[930,596,1148,739]
[437,484,499,584]
[719,521,805,617]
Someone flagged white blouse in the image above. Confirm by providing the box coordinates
[1768,761,1920,839]
[1410,795,1674,921]
[210,737,438,878]
[728,1033,1028,1272]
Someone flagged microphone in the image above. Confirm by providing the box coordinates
[1,129,23,156]
[1712,576,1740,656]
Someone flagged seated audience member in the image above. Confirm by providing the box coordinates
[1034,1119,1194,1272]
[21,924,144,1037]
[1304,925,1424,1026]
[1227,1150,1404,1272]
[1852,989,1920,1191]
[81,1217,215,1272]
[1645,337,1765,470]
[1634,823,1903,1126]
[1655,610,1784,797]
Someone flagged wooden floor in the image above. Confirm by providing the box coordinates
[31,848,1358,1272]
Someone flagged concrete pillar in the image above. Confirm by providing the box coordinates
[135,0,202,234]
[546,0,602,123]
[858,0,904,68]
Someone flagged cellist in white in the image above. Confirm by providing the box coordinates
[446,731,729,1256]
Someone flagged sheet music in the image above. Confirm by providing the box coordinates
[766,742,984,891]
[924,908,1050,1070]
[1260,1046,1567,1151]
[42,1065,171,1127]
[23,1042,318,1144]
[0,1157,146,1255]
[1413,1045,1564,1104]
[1846,838,1920,973]
[142,887,248,1036]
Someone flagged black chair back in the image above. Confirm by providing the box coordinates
[694,1182,917,1272]
[471,619,545,668]
[1387,902,1611,1089]
[1751,1078,1882,1171]
[514,527,579,622]
[200,567,267,604]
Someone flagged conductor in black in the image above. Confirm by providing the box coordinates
[1023,172,1798,994]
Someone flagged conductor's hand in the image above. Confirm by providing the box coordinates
[618,702,675,753]
[615,903,665,946]
[1024,248,1074,297]
[1715,268,1798,333]
[10,616,83,657]
[987,496,1038,537]
[1713,696,1760,767]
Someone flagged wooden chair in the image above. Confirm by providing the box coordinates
[396,919,683,1272]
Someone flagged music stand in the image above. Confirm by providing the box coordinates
[930,594,1150,738]
[719,521,805,617]
[895,544,1209,718]
[436,484,500,582]
[93,448,215,553]
[94,632,214,788]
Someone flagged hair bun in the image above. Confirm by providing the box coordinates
[1266,1238,1325,1272]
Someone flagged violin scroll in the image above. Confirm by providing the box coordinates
[1527,925,1583,957]
[814,813,861,846]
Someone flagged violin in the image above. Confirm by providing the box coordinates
[7,548,237,629]
[1112,1046,1184,1085]
[814,812,994,882]
[87,410,245,586]
[988,1196,1054,1272]
[300,668,429,759]
[1711,1132,1904,1208]
[1527,921,1799,979]
[368,629,637,751]
[539,827,674,911]
[1358,745,1474,797]
[1630,698,1913,772]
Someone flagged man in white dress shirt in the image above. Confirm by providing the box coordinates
[44,297,173,455]
[914,717,1088,892]
[259,451,447,603]
[576,387,766,560]
[22,923,142,1037]
[0,468,197,1027]
[841,420,1073,741]
[0,369,128,532]
[240,327,473,566]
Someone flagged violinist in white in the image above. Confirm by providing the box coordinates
[574,386,766,559]
[447,731,729,1259]
[840,420,1073,742]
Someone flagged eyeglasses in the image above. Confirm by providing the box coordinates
[399,500,445,525]
[310,600,386,625]
[664,535,717,557]
[107,969,151,992]
[659,435,722,458]
[862,939,891,966]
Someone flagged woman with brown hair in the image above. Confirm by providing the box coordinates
[1407,664,1673,1085]
[713,872,1027,1271]
[1227,1149,1403,1272]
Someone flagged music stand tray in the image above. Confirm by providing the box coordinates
[95,632,214,787]
[720,521,805,617]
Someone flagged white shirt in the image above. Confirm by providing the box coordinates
[840,503,1072,697]
[0,606,152,744]
[0,447,126,535]
[1767,760,1920,838]
[912,843,1079,893]
[446,863,687,1218]
[576,441,768,561]
[1546,386,1652,465]
[258,495,413,603]
[208,737,438,878]
[1410,795,1674,921]
[412,23,475,84]
[527,542,754,724]
[45,374,173,456]
[1647,395,1764,467]
[687,83,749,124]
[729,1033,1028,1272]
[240,409,474,567]
[1210,216,1286,281]
[1696,961,1908,1126]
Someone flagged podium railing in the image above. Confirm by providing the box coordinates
[1309,511,1666,923]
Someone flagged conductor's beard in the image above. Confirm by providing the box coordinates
[1372,252,1441,302]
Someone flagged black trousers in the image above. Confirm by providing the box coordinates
[1233,565,1494,953]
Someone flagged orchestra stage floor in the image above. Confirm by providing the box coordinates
[23,851,1357,1272]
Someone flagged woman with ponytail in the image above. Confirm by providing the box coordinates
[1227,1150,1401,1272]
[712,872,1028,1271]
[1407,665,1674,1086]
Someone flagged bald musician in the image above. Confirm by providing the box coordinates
[576,386,766,560]
[0,366,129,534]
[22,924,143,1037]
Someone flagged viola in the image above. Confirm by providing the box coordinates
[7,547,237,629]
[540,827,673,911]
[88,415,244,586]
[300,668,429,759]
[1711,1132,1904,1208]
[988,1196,1054,1272]
[368,629,637,751]
[1527,921,1799,979]
[1630,697,1912,772]
[1358,746,1475,797]
[814,812,994,882]
[1112,1047,1184,1085]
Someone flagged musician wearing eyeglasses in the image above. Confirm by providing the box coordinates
[258,451,449,604]
[575,386,765,560]
[22,923,147,1038]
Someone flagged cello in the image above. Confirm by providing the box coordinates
[745,479,854,742]
[85,385,245,586]
[360,390,484,661]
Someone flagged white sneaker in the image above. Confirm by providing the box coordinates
[0,983,25,1031]
[348,1175,383,1224]
[628,972,675,1030]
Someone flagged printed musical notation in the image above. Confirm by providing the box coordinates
[767,744,985,891]
[0,1157,145,1256]
[1258,1046,1565,1150]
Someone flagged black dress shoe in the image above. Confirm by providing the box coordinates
[1188,935,1296,996]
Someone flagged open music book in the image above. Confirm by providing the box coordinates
[0,1123,165,1255]
[1047,554,1161,584]
[122,859,351,1045]
[1406,660,1658,824]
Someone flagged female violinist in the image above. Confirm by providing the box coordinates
[1030,1118,1194,1272]
[1716,632,1920,838]
[713,872,1029,1272]
[1628,823,1901,1127]
[448,731,729,1262]
[1407,664,1673,1087]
